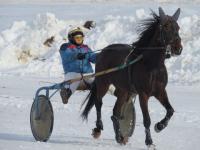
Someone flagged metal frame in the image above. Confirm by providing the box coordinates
[34,81,67,120]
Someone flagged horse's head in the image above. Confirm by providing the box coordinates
[159,7,183,57]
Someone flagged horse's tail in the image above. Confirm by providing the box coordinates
[81,81,97,121]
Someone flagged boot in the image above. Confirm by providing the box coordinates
[60,88,72,104]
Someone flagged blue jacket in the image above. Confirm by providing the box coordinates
[59,42,96,74]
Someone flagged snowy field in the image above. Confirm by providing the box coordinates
[0,76,199,150]
[0,75,200,150]
[0,1,200,150]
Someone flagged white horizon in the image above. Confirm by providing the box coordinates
[0,0,199,5]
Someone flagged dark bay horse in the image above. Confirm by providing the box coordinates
[81,7,182,148]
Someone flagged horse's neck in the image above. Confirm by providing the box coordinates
[148,30,164,47]
[141,32,166,71]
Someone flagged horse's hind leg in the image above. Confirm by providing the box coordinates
[154,89,174,133]
[92,80,109,139]
[139,93,155,148]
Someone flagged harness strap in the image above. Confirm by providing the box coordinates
[123,49,137,92]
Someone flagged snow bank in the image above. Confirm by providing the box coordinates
[0,10,200,84]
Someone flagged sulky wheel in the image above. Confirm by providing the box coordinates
[119,99,136,138]
[30,95,54,142]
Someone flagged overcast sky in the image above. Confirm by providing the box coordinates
[0,0,200,5]
[0,0,199,5]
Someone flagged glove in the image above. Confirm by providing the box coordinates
[83,21,96,30]
[77,53,86,60]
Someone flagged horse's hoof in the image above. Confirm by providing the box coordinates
[121,136,129,145]
[154,123,160,133]
[92,128,101,139]
[147,144,156,150]
[116,135,129,145]
[154,123,164,133]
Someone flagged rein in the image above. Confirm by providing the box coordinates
[63,54,143,85]
[87,46,166,54]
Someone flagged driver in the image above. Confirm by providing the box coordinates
[59,21,96,104]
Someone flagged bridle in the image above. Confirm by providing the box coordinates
[158,18,182,58]
[124,21,173,64]
[159,23,172,58]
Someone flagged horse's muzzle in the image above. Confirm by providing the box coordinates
[177,45,183,55]
[172,40,183,55]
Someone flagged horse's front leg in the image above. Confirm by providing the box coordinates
[154,89,174,132]
[139,93,155,149]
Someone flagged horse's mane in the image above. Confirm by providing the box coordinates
[131,12,165,71]
[132,11,160,49]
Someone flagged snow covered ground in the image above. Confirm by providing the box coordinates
[0,75,199,150]
[0,1,200,150]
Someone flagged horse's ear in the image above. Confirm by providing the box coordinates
[172,8,181,21]
[159,7,167,24]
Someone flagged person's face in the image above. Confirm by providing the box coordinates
[74,35,84,45]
